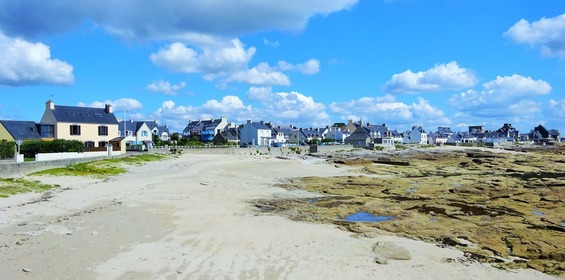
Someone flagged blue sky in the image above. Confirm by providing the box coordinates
[1,0,564,134]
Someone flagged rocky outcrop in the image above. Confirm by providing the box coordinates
[256,147,565,275]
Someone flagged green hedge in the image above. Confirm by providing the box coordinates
[20,139,85,158]
[0,140,15,159]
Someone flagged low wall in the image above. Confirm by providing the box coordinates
[0,155,117,178]
[35,151,116,162]
[151,145,356,156]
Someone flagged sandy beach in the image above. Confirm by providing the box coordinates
[0,152,558,279]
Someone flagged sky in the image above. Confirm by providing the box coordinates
[1,0,565,134]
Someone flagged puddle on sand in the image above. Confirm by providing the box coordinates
[532,210,544,216]
[342,211,394,222]
[559,222,565,227]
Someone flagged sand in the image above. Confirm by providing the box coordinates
[0,153,558,279]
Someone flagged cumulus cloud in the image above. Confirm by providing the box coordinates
[150,38,318,86]
[548,99,565,118]
[146,80,186,95]
[77,98,143,112]
[245,86,330,125]
[329,94,450,129]
[449,74,551,117]
[0,1,357,40]
[382,61,477,94]
[0,33,74,86]
[227,63,291,86]
[150,39,254,78]
[505,13,565,57]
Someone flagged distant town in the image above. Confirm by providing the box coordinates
[0,100,563,152]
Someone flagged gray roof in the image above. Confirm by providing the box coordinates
[51,105,118,124]
[250,122,271,130]
[0,120,42,140]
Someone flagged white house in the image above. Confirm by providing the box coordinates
[403,126,428,144]
[240,120,271,146]
[119,120,152,147]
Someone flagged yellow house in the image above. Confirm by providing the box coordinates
[0,120,43,141]
[40,100,124,153]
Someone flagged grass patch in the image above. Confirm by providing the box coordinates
[31,153,171,178]
[0,178,56,198]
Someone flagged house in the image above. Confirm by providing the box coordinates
[428,132,448,145]
[446,133,463,144]
[144,120,170,142]
[324,127,350,143]
[0,120,45,141]
[301,128,324,143]
[344,126,372,147]
[345,119,362,133]
[182,117,228,141]
[365,123,394,146]
[240,120,271,146]
[497,123,520,139]
[270,125,294,144]
[529,125,561,143]
[403,126,428,144]
[40,100,122,151]
[213,126,240,145]
[289,129,308,145]
[469,125,485,134]
[118,120,152,147]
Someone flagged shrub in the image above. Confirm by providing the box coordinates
[20,139,85,158]
[0,140,15,159]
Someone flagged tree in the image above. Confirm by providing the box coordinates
[333,122,346,129]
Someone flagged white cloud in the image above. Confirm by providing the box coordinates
[77,98,143,112]
[150,39,254,77]
[202,96,246,113]
[548,99,565,118]
[146,80,186,95]
[505,13,565,57]
[150,38,318,87]
[0,1,357,40]
[382,61,477,94]
[277,59,320,75]
[329,94,449,130]
[245,86,330,126]
[449,74,551,117]
[263,38,280,47]
[0,33,74,86]
[228,63,290,86]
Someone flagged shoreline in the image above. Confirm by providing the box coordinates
[0,151,560,279]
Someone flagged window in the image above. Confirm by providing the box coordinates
[99,141,108,147]
[70,125,81,136]
[127,131,133,137]
[141,131,148,137]
[98,125,108,136]
[85,141,95,148]
[38,125,54,138]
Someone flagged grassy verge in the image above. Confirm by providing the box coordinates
[31,153,171,178]
[0,178,57,198]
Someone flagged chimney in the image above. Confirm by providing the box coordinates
[46,100,55,110]
[367,123,370,127]
[260,121,264,124]
[247,120,251,124]
[382,123,385,127]
[104,104,113,113]
[211,118,215,122]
